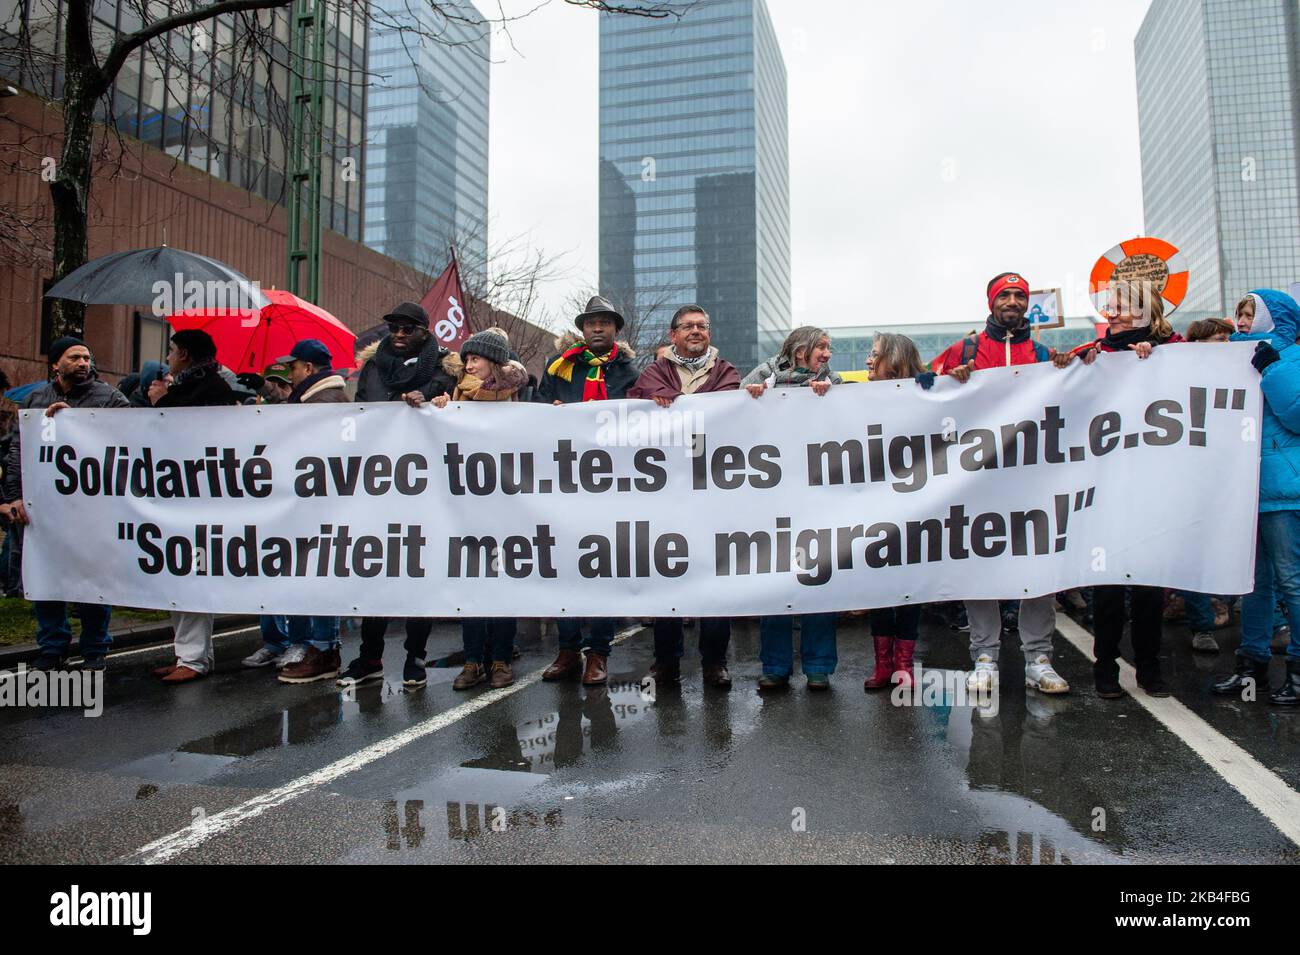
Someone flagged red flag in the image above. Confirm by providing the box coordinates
[420,251,470,350]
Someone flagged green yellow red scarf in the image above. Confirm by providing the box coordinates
[547,341,619,401]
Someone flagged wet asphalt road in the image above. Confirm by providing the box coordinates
[1,608,1297,865]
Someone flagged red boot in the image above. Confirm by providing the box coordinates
[863,636,895,690]
[893,639,917,688]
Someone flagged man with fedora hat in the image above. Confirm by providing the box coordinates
[536,295,638,406]
[537,295,638,686]
[355,301,459,405]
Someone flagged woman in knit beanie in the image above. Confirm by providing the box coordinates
[432,329,528,406]
[432,328,527,690]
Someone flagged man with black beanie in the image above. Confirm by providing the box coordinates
[1,337,128,671]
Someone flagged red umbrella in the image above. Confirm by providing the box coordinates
[166,288,356,373]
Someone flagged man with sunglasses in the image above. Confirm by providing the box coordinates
[340,301,459,691]
[354,301,459,405]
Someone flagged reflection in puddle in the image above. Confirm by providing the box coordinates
[110,682,397,786]
[380,799,564,848]
[920,666,1123,861]
[464,682,653,775]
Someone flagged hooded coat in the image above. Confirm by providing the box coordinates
[1232,289,1300,513]
[354,334,458,403]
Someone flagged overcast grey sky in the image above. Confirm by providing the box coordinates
[487,0,1154,331]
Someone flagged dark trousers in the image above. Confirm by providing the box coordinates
[359,617,433,662]
[1092,585,1163,681]
[869,605,921,641]
[557,617,615,656]
[463,617,517,664]
[653,617,730,665]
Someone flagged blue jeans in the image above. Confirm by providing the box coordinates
[557,617,615,656]
[34,602,112,660]
[759,612,837,676]
[260,614,289,650]
[1240,511,1300,662]
[463,617,517,664]
[1179,591,1216,633]
[262,615,338,651]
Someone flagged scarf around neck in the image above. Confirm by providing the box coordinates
[372,335,445,394]
[984,315,1031,344]
[454,372,518,402]
[668,345,712,372]
[1101,324,1154,351]
[547,341,619,400]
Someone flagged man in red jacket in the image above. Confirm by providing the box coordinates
[628,305,740,688]
[936,272,1052,380]
[940,272,1069,698]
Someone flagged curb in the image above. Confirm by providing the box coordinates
[0,613,260,667]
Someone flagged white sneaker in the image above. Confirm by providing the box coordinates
[277,644,308,669]
[966,654,998,693]
[1025,654,1070,694]
[242,646,283,669]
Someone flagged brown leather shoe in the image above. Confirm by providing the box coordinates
[278,646,341,684]
[702,663,732,689]
[648,660,681,684]
[582,652,608,686]
[161,665,204,684]
[453,662,486,690]
[152,660,179,678]
[542,649,583,682]
[489,661,514,689]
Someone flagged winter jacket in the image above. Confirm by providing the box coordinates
[354,335,458,403]
[741,356,842,388]
[290,371,350,404]
[4,377,129,502]
[1232,289,1300,513]
[937,317,1051,373]
[535,342,638,403]
[628,347,740,399]
[154,361,238,409]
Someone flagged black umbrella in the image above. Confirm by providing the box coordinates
[44,246,270,311]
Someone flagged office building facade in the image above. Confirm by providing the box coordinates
[599,0,789,372]
[364,0,489,282]
[1135,0,1300,320]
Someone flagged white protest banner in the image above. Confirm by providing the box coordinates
[21,344,1262,616]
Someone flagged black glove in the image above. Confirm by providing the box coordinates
[1252,340,1280,373]
[915,371,936,390]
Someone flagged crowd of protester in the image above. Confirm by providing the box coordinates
[1,270,1297,708]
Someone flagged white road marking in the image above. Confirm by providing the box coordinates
[1054,614,1300,848]
[119,625,645,864]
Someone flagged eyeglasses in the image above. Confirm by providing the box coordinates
[386,322,418,335]
[674,322,710,332]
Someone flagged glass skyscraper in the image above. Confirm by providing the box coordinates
[599,0,790,372]
[364,0,489,282]
[1135,0,1300,320]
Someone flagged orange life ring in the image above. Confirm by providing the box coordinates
[1089,237,1188,317]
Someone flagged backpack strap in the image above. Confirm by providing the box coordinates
[960,334,980,367]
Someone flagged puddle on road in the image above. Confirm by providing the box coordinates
[109,680,404,786]
[915,666,1124,862]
